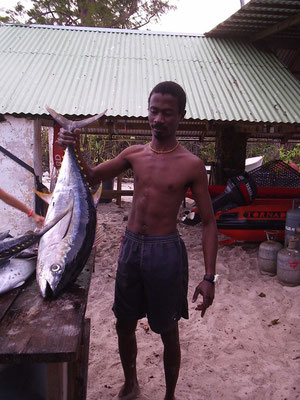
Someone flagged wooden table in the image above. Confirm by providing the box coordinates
[0,250,95,400]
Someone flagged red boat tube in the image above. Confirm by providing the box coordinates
[215,199,293,242]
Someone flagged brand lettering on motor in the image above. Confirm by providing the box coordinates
[244,182,252,194]
[243,211,286,219]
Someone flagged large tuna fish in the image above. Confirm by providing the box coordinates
[36,107,105,298]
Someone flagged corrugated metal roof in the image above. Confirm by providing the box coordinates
[206,0,300,80]
[0,24,299,124]
[207,0,300,40]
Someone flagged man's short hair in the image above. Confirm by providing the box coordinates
[148,81,186,114]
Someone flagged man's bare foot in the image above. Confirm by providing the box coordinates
[114,383,141,400]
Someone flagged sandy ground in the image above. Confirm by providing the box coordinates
[86,196,300,400]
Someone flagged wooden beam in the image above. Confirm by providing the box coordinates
[101,189,134,200]
[251,13,300,42]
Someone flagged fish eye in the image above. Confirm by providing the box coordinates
[50,264,61,273]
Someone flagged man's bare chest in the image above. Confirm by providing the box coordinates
[132,158,190,193]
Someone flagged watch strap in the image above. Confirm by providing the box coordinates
[204,274,215,284]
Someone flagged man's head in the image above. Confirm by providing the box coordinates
[148,81,186,140]
[148,81,186,115]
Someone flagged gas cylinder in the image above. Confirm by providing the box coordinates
[277,238,300,286]
[285,199,300,249]
[258,231,283,276]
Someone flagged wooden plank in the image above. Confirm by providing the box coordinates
[101,189,133,199]
[67,318,91,400]
[0,286,23,323]
[0,250,95,364]
[46,362,67,400]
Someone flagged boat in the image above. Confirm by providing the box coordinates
[245,156,264,172]
[183,161,300,243]
[215,198,293,242]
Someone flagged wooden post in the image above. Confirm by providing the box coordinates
[215,126,248,185]
[116,174,123,206]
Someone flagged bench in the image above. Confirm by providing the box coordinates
[0,250,95,400]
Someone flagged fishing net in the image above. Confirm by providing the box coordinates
[248,160,300,188]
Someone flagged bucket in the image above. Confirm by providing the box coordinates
[277,238,300,286]
[258,230,283,276]
[285,199,300,249]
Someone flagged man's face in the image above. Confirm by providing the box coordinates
[148,92,185,140]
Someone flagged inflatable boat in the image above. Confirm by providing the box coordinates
[215,198,293,242]
[184,162,300,243]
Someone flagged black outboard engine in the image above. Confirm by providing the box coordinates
[212,172,257,213]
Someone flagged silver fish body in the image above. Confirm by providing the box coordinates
[0,256,36,295]
[36,146,96,298]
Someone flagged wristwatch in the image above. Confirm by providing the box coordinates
[204,274,220,284]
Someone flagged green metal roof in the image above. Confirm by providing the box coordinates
[0,24,299,124]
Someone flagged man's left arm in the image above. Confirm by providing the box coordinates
[190,160,218,317]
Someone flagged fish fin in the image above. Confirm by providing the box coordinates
[93,182,103,207]
[0,230,11,241]
[34,189,53,205]
[93,224,104,248]
[72,110,107,130]
[13,280,26,289]
[45,105,107,131]
[39,199,74,237]
[45,105,73,131]
[52,198,74,240]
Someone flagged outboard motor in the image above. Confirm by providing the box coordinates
[212,172,257,213]
[182,172,257,226]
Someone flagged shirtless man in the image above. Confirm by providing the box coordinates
[57,81,218,400]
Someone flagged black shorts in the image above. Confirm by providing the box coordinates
[113,228,189,334]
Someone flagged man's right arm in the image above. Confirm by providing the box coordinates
[56,128,131,186]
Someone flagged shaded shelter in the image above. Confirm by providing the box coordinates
[0,22,299,230]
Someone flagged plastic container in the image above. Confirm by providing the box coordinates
[258,230,283,276]
[277,238,300,286]
[285,199,300,248]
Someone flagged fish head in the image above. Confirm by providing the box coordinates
[38,259,66,298]
[37,241,69,298]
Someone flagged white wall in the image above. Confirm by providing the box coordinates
[0,115,42,236]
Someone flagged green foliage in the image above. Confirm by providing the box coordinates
[81,135,149,178]
[246,142,278,164]
[247,142,300,169]
[179,141,216,164]
[0,0,176,29]
[41,127,49,172]
[278,143,300,169]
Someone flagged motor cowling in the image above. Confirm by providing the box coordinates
[212,172,257,213]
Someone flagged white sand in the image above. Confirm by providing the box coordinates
[86,198,300,400]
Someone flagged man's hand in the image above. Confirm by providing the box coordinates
[192,280,215,317]
[32,212,45,227]
[56,128,80,148]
